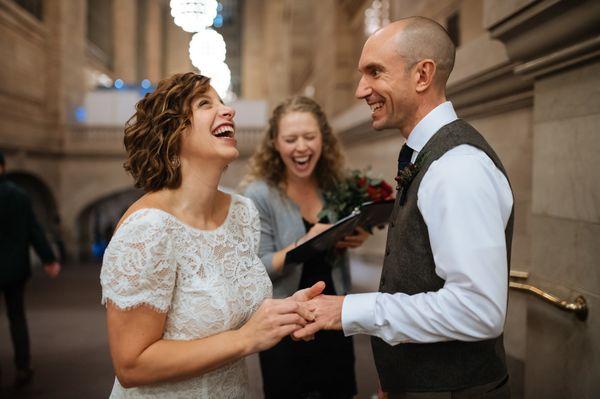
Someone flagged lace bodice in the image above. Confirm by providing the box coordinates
[100,194,272,398]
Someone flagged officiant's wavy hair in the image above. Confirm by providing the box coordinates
[123,72,211,192]
[246,96,345,191]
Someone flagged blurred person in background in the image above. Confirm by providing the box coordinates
[100,73,321,398]
[0,150,61,389]
[244,96,369,399]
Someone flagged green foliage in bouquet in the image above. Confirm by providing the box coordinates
[318,169,394,223]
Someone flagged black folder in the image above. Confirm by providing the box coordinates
[285,199,395,265]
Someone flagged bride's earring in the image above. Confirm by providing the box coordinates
[171,156,181,168]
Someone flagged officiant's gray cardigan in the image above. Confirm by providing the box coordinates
[244,180,351,299]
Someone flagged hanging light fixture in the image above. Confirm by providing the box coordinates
[170,0,232,98]
[170,0,218,33]
[198,61,231,98]
[364,0,390,36]
[189,29,227,68]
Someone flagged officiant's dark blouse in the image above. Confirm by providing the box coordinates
[298,218,337,290]
[258,218,356,399]
[245,180,356,398]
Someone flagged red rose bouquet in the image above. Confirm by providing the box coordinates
[318,169,394,223]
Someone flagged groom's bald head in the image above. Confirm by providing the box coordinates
[356,17,456,133]
[372,17,456,89]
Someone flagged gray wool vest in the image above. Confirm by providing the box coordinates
[372,119,514,392]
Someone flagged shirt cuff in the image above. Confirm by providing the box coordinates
[341,292,380,337]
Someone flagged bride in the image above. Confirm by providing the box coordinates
[100,72,320,398]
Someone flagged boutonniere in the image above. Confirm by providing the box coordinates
[394,152,429,205]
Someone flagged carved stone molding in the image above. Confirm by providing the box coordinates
[0,0,46,45]
[489,0,600,70]
[514,35,600,79]
[447,63,534,119]
[0,144,62,159]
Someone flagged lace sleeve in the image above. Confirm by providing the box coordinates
[100,211,177,313]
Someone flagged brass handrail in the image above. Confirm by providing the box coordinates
[509,270,588,321]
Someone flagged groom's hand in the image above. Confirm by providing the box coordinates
[292,294,345,340]
[290,281,326,341]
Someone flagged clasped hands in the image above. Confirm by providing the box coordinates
[290,281,344,341]
[240,281,344,354]
[242,225,368,354]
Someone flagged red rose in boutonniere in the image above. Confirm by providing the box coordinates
[394,152,429,205]
[394,163,420,191]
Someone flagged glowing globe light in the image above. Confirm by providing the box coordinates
[170,0,218,32]
[198,61,231,98]
[189,29,227,68]
[364,0,390,36]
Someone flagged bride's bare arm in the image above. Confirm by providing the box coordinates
[107,297,314,388]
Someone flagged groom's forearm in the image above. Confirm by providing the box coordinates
[341,287,506,345]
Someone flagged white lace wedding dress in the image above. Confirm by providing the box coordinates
[100,194,272,398]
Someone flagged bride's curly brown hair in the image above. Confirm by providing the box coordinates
[123,72,211,192]
[246,96,345,191]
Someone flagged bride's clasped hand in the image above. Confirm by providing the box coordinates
[237,283,324,353]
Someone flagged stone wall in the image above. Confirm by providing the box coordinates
[484,0,600,395]
[525,59,600,398]
[0,0,192,260]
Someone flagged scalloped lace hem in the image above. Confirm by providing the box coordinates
[102,296,170,314]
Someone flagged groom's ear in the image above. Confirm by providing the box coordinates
[414,59,436,94]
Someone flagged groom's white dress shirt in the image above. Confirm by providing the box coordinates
[342,101,513,345]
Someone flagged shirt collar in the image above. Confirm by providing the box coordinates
[406,101,458,153]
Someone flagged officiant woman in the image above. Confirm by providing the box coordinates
[244,96,369,398]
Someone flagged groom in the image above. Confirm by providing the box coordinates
[296,17,513,398]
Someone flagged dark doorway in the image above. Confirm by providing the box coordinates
[76,188,143,262]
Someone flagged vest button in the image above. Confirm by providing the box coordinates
[381,276,386,286]
[390,221,395,228]
[385,248,390,256]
